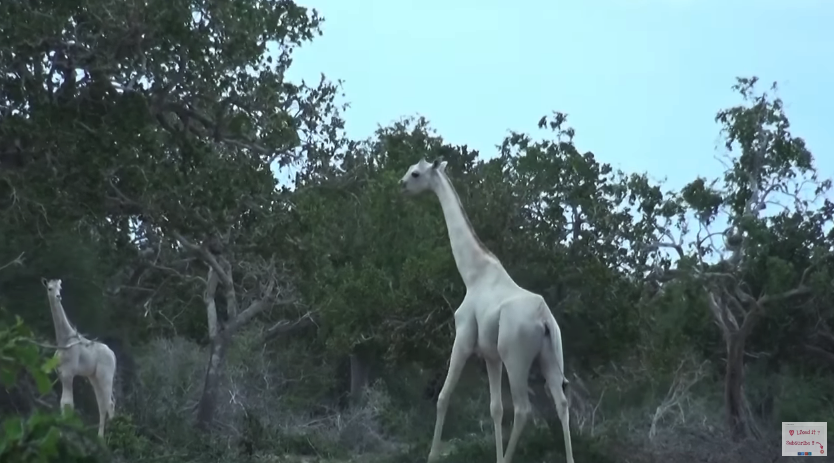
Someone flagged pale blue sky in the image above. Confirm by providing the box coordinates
[283,0,832,196]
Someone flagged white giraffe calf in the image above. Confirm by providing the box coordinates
[43,278,117,437]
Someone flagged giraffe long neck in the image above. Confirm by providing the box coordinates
[431,171,495,286]
[47,295,76,345]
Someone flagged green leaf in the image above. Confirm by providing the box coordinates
[0,367,16,386]
[41,355,59,373]
[39,426,62,457]
[29,368,54,395]
[2,417,24,441]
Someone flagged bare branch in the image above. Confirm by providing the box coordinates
[24,338,84,350]
[757,285,812,306]
[171,230,234,290]
[705,288,738,336]
[645,226,685,260]
[0,252,25,272]
[205,267,220,340]
[263,311,315,341]
[745,260,819,307]
[146,258,206,285]
[228,289,295,334]
[649,357,709,440]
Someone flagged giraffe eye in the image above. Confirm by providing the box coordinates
[411,172,420,178]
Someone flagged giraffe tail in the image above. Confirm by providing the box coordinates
[542,308,569,393]
[108,392,116,418]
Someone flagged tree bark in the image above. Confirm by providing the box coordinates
[196,333,230,429]
[725,332,748,441]
[349,352,371,407]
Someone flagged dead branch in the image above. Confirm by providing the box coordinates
[0,252,25,272]
[590,388,605,437]
[757,284,813,305]
[227,263,296,334]
[171,230,234,290]
[24,338,84,350]
[725,260,819,338]
[645,227,686,260]
[649,357,709,441]
[706,289,739,336]
[263,311,315,341]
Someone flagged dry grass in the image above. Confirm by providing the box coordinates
[114,335,825,463]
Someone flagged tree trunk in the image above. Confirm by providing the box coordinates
[349,352,371,407]
[196,334,230,429]
[725,332,748,441]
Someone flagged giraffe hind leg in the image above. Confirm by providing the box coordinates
[497,311,543,463]
[484,357,504,463]
[539,340,574,463]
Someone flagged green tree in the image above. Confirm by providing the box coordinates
[0,0,347,428]
[290,117,470,397]
[498,113,668,365]
[648,77,833,440]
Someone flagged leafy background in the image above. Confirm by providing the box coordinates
[0,1,832,462]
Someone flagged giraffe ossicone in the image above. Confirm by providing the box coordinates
[42,277,117,438]
[399,158,575,463]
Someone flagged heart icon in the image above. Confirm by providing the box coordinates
[789,430,794,436]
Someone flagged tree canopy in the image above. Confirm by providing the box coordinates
[1,1,831,462]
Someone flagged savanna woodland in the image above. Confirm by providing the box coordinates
[1,1,832,463]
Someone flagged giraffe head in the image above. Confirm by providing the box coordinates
[41,278,63,300]
[399,158,448,195]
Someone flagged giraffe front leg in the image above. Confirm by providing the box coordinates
[428,327,474,463]
[59,372,75,412]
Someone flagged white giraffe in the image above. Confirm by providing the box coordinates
[399,159,574,463]
[42,278,117,437]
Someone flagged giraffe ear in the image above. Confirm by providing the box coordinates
[432,159,447,171]
[41,277,47,287]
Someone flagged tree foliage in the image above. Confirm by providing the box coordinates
[1,0,832,461]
